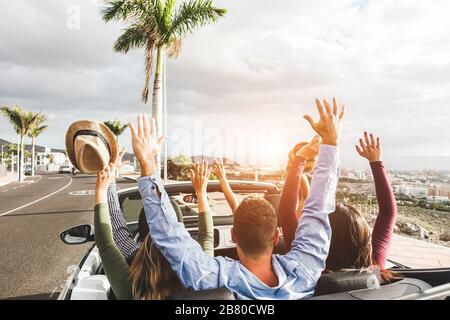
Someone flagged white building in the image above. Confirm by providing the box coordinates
[396,185,428,198]
[36,148,68,171]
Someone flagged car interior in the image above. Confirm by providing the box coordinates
[63,181,450,300]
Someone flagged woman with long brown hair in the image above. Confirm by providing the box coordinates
[279,131,398,284]
[94,160,214,300]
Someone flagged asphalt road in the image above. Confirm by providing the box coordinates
[0,173,135,300]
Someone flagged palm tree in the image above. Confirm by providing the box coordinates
[104,119,129,142]
[1,106,41,182]
[101,0,226,166]
[28,114,48,176]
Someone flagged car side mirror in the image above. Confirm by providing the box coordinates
[60,224,94,245]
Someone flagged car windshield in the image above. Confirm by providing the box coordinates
[121,190,266,222]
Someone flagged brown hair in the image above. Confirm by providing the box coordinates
[129,235,186,300]
[233,197,278,257]
[326,204,397,283]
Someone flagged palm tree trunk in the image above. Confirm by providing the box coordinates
[152,46,164,172]
[32,137,36,176]
[19,135,24,182]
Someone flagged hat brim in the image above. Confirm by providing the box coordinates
[65,120,118,173]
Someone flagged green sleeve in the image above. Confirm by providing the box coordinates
[197,211,214,257]
[94,204,133,300]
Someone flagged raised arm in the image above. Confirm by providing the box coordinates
[298,174,311,218]
[130,115,224,291]
[107,148,140,261]
[190,160,214,257]
[287,98,345,280]
[95,164,132,300]
[356,132,397,268]
[214,159,239,214]
[279,136,320,251]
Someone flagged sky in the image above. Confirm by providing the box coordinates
[1,0,450,170]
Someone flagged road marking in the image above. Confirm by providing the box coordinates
[69,190,95,196]
[0,177,73,217]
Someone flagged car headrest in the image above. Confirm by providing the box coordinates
[264,194,281,214]
[315,270,376,296]
[168,288,236,300]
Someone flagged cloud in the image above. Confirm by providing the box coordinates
[1,0,450,169]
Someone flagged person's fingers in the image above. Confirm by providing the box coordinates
[138,115,144,137]
[129,123,137,138]
[143,114,150,137]
[356,145,364,156]
[332,97,338,116]
[359,138,367,149]
[376,137,380,148]
[323,99,332,115]
[195,162,199,174]
[312,135,320,144]
[315,98,326,117]
[364,132,371,147]
[369,133,376,146]
[304,115,316,128]
[339,105,346,120]
[150,117,157,138]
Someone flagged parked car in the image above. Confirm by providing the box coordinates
[59,165,73,174]
[58,181,450,300]
[24,165,32,176]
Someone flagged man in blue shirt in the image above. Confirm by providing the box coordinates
[129,98,346,300]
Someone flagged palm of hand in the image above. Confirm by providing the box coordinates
[297,144,319,160]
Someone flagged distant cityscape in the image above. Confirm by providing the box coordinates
[1,137,450,205]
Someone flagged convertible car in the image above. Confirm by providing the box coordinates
[58,181,450,300]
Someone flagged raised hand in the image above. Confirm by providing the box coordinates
[304,97,346,146]
[95,163,115,204]
[213,159,227,181]
[111,146,130,171]
[129,114,165,177]
[296,135,321,161]
[190,161,211,194]
[356,132,382,163]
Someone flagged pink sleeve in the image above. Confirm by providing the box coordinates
[279,158,306,251]
[370,161,397,268]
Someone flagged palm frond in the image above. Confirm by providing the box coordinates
[169,0,226,40]
[167,36,182,58]
[29,125,48,138]
[163,0,177,31]
[1,106,26,134]
[113,23,148,53]
[101,0,147,22]
[28,113,48,138]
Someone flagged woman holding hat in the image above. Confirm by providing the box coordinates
[66,119,215,299]
[278,136,321,251]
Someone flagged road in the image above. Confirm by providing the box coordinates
[0,173,135,300]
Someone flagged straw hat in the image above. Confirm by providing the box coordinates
[65,120,118,174]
